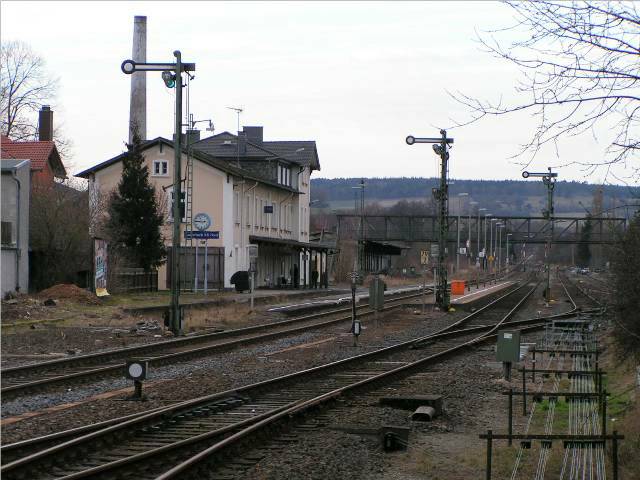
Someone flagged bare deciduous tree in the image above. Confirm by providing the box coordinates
[1,40,73,159]
[29,179,92,290]
[611,212,640,358]
[452,1,639,179]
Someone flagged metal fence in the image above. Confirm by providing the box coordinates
[167,246,225,291]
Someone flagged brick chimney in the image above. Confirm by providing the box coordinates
[243,126,263,145]
[38,105,53,141]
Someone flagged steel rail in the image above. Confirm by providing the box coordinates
[154,291,551,479]
[167,277,587,480]
[0,279,526,464]
[2,270,518,388]
[0,290,431,399]
[1,287,426,378]
[0,279,539,478]
[1,271,526,399]
[560,273,603,310]
[512,277,606,479]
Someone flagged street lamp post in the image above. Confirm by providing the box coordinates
[456,192,468,273]
[469,201,478,266]
[506,233,513,272]
[351,180,365,276]
[497,224,503,275]
[484,214,491,270]
[477,208,486,265]
[494,223,502,276]
[490,218,497,273]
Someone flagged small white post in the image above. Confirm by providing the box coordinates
[204,239,208,295]
[422,267,427,314]
[250,272,255,309]
[432,267,436,308]
[194,241,198,293]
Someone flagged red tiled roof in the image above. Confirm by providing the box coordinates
[0,137,56,171]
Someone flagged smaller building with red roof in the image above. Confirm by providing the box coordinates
[0,106,67,185]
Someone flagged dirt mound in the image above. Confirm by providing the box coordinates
[38,284,101,305]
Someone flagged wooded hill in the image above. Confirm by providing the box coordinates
[310,177,639,217]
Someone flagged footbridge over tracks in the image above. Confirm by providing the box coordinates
[336,214,626,246]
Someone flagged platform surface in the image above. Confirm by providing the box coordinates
[451,280,515,305]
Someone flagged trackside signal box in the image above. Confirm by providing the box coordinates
[369,278,386,310]
[496,330,521,363]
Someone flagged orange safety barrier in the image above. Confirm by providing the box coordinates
[451,280,466,295]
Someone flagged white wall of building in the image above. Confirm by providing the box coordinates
[1,161,30,296]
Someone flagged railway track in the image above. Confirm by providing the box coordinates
[1,277,547,479]
[558,272,604,312]
[0,288,432,400]
[0,271,522,400]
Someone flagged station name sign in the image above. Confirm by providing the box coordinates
[184,231,220,240]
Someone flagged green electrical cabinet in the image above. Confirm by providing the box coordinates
[369,278,386,311]
[496,330,521,363]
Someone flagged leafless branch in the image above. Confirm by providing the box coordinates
[450,1,639,180]
[1,40,73,161]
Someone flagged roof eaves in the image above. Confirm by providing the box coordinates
[1,159,31,171]
[190,148,300,194]
[74,137,170,178]
[75,136,300,195]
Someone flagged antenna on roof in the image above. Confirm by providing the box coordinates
[226,106,243,167]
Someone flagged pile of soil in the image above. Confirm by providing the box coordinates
[38,284,101,305]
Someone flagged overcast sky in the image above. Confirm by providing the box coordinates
[2,1,634,185]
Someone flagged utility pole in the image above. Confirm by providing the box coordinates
[406,130,453,310]
[469,201,477,266]
[352,179,365,276]
[484,214,491,270]
[456,193,467,273]
[490,218,497,274]
[497,225,502,275]
[477,208,486,267]
[121,50,196,335]
[522,168,558,301]
[506,233,512,272]
[360,178,365,274]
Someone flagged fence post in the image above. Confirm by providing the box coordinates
[612,430,619,480]
[508,388,513,446]
[486,429,492,480]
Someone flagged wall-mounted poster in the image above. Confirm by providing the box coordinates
[94,238,109,297]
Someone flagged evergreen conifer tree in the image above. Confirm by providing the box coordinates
[107,130,166,271]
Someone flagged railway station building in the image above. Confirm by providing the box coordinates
[77,126,330,291]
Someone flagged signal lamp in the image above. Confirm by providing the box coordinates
[162,71,176,88]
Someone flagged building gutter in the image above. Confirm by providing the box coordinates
[10,168,21,292]
[278,192,294,239]
[239,180,258,269]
